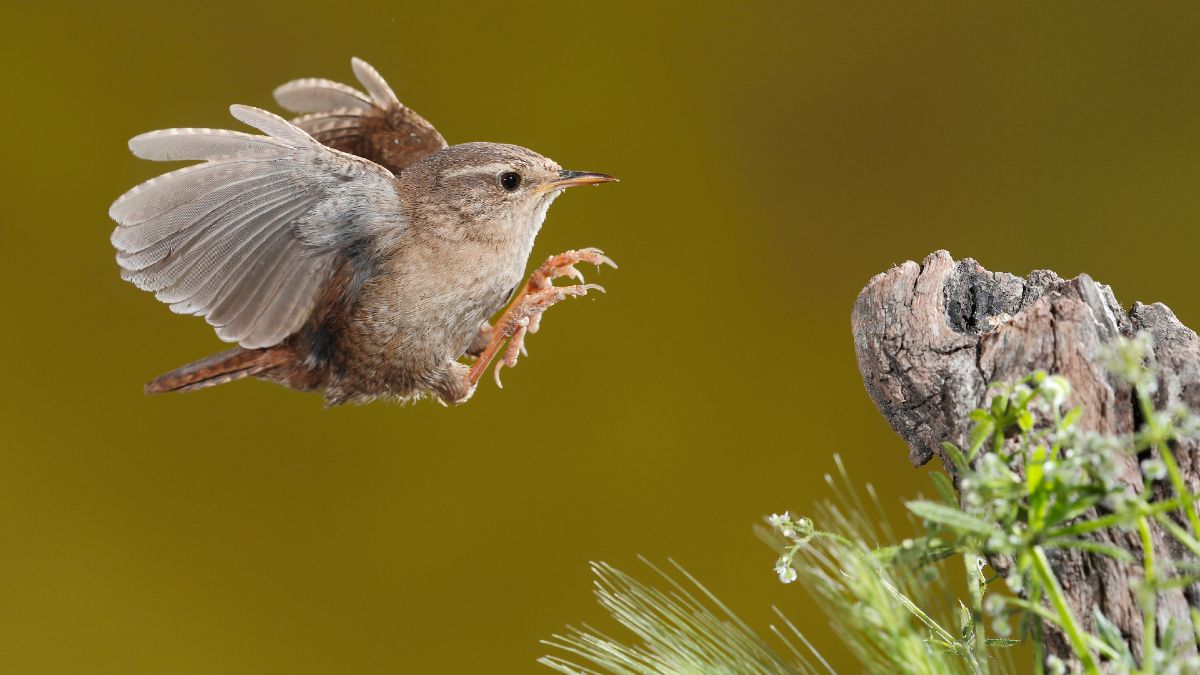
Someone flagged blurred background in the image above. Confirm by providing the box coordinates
[4,1,1200,672]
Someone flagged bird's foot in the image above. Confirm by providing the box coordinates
[467,248,616,388]
[519,248,616,335]
[489,284,603,386]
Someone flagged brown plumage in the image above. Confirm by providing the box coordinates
[273,58,448,173]
[115,58,616,405]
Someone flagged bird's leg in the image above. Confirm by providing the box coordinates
[466,248,616,389]
[431,361,476,405]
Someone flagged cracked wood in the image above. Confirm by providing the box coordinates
[852,250,1200,667]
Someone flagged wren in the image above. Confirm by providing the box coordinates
[109,57,617,405]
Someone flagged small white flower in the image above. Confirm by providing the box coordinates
[767,512,790,530]
[1141,458,1168,481]
[774,558,798,584]
[984,594,1004,616]
[1040,375,1071,408]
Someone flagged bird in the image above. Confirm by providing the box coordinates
[109,57,617,406]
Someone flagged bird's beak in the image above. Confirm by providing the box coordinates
[538,170,618,193]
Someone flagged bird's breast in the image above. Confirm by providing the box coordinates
[352,236,528,368]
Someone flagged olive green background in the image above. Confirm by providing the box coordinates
[4,2,1200,672]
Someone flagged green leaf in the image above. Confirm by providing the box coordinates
[926,638,957,654]
[1046,492,1102,528]
[930,471,958,507]
[1158,514,1200,558]
[985,638,1019,648]
[1017,409,1033,432]
[1026,444,1046,498]
[873,538,959,565]
[1156,574,1200,591]
[1027,441,1046,526]
[1049,538,1134,562]
[991,394,1006,418]
[1093,607,1134,663]
[906,500,996,538]
[1061,405,1083,429]
[941,442,970,475]
[969,409,992,423]
[1162,617,1177,658]
[968,419,995,457]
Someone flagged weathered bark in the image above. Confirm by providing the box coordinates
[852,250,1200,669]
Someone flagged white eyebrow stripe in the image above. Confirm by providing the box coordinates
[442,162,514,179]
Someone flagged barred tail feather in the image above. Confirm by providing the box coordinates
[145,347,283,394]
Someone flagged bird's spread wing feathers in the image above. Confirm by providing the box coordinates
[273,57,448,173]
[110,104,405,349]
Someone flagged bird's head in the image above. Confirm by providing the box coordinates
[398,142,616,243]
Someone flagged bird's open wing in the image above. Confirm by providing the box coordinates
[110,104,405,349]
[273,57,448,174]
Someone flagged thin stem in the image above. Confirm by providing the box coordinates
[813,531,853,547]
[1158,442,1200,535]
[876,575,958,647]
[1137,388,1200,536]
[1030,545,1099,673]
[1137,517,1156,673]
[875,569,981,673]
[1156,513,1200,558]
[1030,584,1046,675]
[1003,595,1122,661]
[1045,499,1181,539]
[964,553,989,675]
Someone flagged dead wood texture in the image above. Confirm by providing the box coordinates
[852,250,1200,667]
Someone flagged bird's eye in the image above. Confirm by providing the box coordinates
[499,171,522,192]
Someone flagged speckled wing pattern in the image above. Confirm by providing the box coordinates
[273,57,448,173]
[109,105,406,349]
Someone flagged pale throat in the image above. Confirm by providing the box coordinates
[511,190,560,268]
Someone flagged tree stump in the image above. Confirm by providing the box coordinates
[851,250,1200,668]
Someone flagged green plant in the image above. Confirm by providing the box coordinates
[542,335,1200,674]
[538,558,823,674]
[760,454,1014,675]
[769,334,1200,674]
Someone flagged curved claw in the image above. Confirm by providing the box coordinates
[560,283,605,296]
[468,249,615,391]
[578,248,618,270]
[562,265,585,283]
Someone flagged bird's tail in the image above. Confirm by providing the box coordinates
[145,347,284,394]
